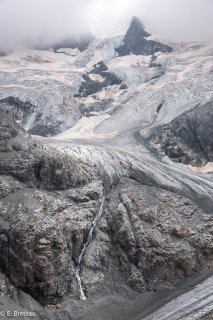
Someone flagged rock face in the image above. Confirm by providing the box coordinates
[75,61,122,97]
[0,113,94,190]
[116,17,172,56]
[0,97,82,137]
[107,178,212,293]
[1,110,212,310]
[0,15,213,320]
[152,100,213,166]
[0,97,36,126]
[0,111,28,142]
[0,271,71,320]
[0,111,104,304]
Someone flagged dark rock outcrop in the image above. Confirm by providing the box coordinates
[152,101,213,166]
[116,17,172,56]
[0,111,28,142]
[75,61,122,97]
[0,110,212,317]
[0,271,71,320]
[106,178,212,293]
[0,97,82,137]
[0,113,94,190]
[89,61,108,74]
[0,111,103,304]
[200,311,213,320]
[28,105,81,137]
[0,97,36,124]
[79,101,112,116]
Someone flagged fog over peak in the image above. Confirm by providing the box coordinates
[0,0,212,51]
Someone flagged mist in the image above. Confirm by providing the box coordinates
[0,0,212,50]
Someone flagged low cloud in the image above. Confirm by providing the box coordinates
[0,0,90,50]
[0,0,212,50]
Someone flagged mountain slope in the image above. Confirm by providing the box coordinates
[0,17,212,320]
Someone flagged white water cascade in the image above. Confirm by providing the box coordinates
[23,111,37,131]
[75,196,105,300]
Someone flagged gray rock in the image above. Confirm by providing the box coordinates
[75,62,122,98]
[0,97,36,123]
[116,17,172,56]
[0,111,103,304]
[0,18,212,320]
[107,178,212,292]
[152,100,213,166]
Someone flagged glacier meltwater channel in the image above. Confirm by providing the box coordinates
[75,197,105,300]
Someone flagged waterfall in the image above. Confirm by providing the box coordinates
[75,268,87,301]
[75,196,105,300]
[23,112,37,131]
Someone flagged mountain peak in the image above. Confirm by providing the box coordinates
[116,16,172,57]
[129,16,151,39]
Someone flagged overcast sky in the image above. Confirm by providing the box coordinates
[0,0,212,50]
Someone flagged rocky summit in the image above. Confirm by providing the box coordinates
[116,16,173,56]
[0,17,212,320]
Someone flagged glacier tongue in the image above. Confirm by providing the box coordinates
[0,19,213,320]
[144,276,213,320]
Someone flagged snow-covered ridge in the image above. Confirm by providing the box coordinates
[0,37,212,138]
[0,18,213,320]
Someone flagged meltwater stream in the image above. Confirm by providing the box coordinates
[75,197,105,300]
